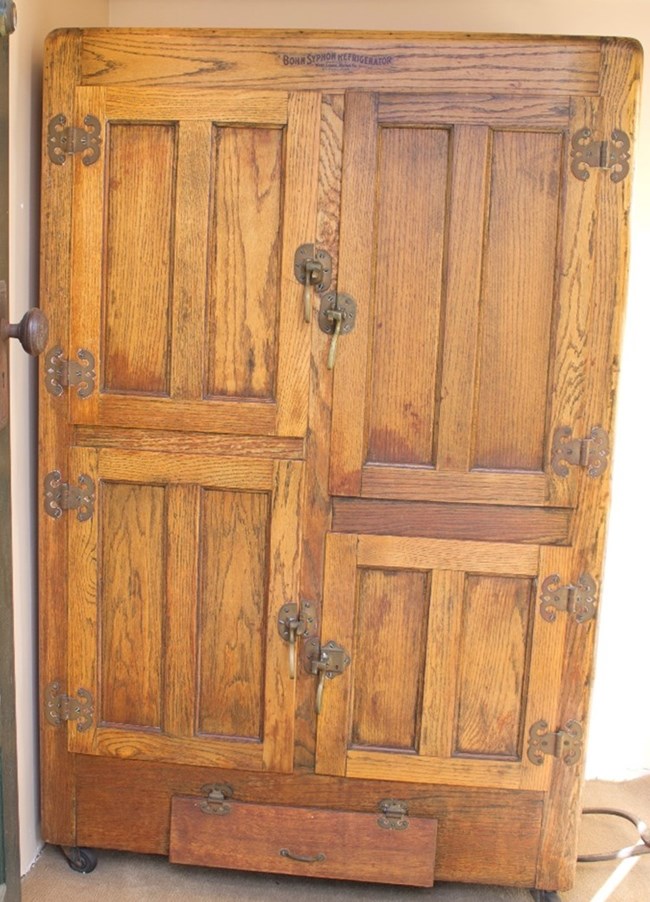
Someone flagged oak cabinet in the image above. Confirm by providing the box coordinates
[39,28,640,891]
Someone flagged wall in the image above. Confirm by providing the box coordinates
[110,0,650,779]
[9,0,109,872]
[11,0,649,872]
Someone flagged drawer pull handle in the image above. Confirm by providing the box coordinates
[280,848,326,864]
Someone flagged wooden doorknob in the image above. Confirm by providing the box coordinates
[1,308,50,356]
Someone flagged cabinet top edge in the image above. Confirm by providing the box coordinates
[46,27,642,48]
[43,28,641,96]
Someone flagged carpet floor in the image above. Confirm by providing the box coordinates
[22,776,650,901]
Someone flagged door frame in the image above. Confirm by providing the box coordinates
[0,2,22,900]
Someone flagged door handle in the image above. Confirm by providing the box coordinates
[1,306,49,356]
[318,293,357,370]
[294,244,332,323]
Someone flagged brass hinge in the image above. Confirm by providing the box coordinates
[571,128,631,182]
[47,114,102,166]
[44,681,94,732]
[527,720,583,767]
[277,600,318,679]
[44,346,96,398]
[378,799,410,831]
[200,783,233,816]
[540,573,598,623]
[303,637,351,715]
[551,426,609,478]
[44,471,95,521]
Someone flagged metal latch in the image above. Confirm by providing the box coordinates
[44,681,94,732]
[540,573,598,623]
[527,720,583,766]
[294,244,332,322]
[200,783,233,816]
[47,113,102,166]
[551,425,609,478]
[44,346,96,398]
[303,637,351,714]
[378,799,410,831]
[277,601,317,679]
[571,128,631,183]
[44,471,95,521]
[318,292,357,369]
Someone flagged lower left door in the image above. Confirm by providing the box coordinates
[60,448,303,776]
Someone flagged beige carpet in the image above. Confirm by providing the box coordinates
[22,777,650,901]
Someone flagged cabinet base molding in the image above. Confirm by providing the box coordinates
[63,758,544,887]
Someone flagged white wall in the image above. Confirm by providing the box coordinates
[109,0,650,778]
[10,0,649,872]
[9,0,109,872]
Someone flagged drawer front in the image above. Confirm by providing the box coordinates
[169,797,437,887]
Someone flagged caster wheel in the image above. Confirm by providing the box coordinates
[530,891,562,902]
[60,845,98,873]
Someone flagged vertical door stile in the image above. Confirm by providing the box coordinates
[67,445,99,755]
[262,460,305,773]
[315,533,358,777]
[329,92,378,495]
[275,92,322,437]
[520,544,569,792]
[546,96,600,510]
[69,86,105,427]
[170,121,212,404]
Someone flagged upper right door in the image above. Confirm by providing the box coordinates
[329,88,624,510]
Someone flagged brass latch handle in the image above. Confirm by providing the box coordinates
[294,244,332,323]
[318,293,357,371]
[304,638,351,715]
[325,309,343,370]
[277,602,317,680]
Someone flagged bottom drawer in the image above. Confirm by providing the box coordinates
[169,795,437,887]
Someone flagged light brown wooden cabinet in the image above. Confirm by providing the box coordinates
[39,28,641,892]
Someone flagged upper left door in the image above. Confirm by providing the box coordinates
[61,85,321,437]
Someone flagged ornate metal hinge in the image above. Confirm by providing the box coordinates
[551,426,609,478]
[47,114,102,166]
[303,637,351,715]
[527,720,583,766]
[200,783,233,816]
[44,681,94,732]
[540,573,598,624]
[277,600,318,679]
[571,128,631,183]
[44,346,96,398]
[378,799,410,831]
[44,471,95,521]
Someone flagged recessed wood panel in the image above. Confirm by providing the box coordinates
[351,569,429,751]
[206,126,283,401]
[455,575,533,758]
[473,130,563,471]
[197,489,270,741]
[366,127,449,466]
[103,123,176,395]
[100,482,165,729]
